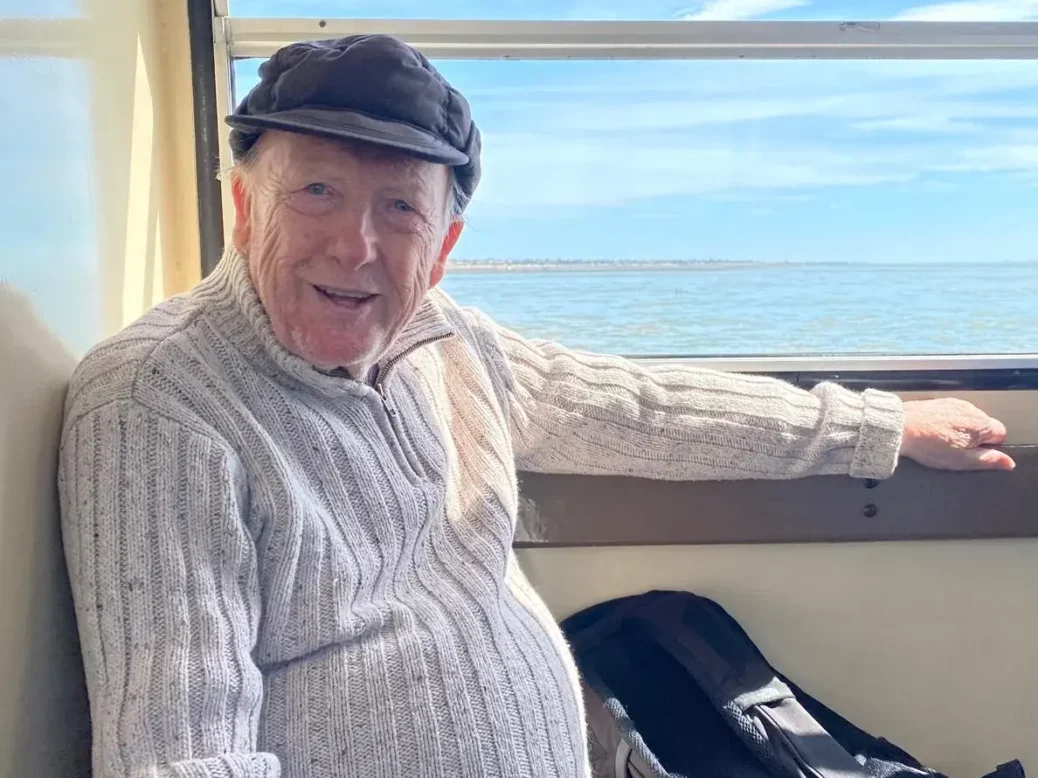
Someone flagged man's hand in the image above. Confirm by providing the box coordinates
[900,398,1015,471]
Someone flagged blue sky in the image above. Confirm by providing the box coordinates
[232,0,1038,22]
[228,1,1038,264]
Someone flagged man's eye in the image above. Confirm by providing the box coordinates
[392,199,415,213]
[285,183,340,217]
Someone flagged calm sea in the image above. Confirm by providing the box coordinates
[439,263,1038,357]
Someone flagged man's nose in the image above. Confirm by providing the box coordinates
[329,206,378,269]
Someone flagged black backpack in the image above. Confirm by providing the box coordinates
[560,590,1026,778]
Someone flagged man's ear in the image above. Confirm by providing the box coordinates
[231,174,252,251]
[429,219,464,288]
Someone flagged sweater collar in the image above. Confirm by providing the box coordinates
[197,247,454,396]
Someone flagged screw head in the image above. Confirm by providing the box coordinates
[863,504,879,518]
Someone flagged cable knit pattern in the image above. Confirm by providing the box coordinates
[58,248,904,778]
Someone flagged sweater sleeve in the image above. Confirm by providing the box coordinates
[59,400,280,778]
[481,321,904,481]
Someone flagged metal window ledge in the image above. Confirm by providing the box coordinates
[635,354,1038,391]
[225,19,1038,60]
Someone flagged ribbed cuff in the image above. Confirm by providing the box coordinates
[850,388,905,479]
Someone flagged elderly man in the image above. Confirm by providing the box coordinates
[59,35,1013,778]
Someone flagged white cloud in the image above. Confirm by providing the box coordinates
[893,0,1038,21]
[852,115,983,133]
[457,60,1038,109]
[457,36,1038,212]
[937,143,1038,171]
[474,134,920,209]
[710,192,814,202]
[470,127,1038,211]
[679,0,808,20]
[506,88,1038,137]
[465,61,1038,132]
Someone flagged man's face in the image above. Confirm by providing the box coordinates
[232,131,463,377]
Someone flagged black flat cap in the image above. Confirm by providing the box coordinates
[226,34,481,207]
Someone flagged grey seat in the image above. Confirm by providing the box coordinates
[0,284,91,777]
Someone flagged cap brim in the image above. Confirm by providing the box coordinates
[226,107,469,166]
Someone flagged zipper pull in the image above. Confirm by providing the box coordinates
[376,382,397,417]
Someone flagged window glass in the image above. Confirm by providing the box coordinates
[229,0,1038,22]
[0,57,100,354]
[232,56,1038,356]
[0,0,81,18]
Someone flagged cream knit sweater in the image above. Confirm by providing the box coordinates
[58,249,904,778]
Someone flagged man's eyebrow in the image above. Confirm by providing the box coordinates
[279,160,333,180]
[370,166,436,205]
[392,172,434,199]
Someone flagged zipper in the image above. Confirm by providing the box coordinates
[372,332,453,417]
[372,332,453,480]
[375,381,395,416]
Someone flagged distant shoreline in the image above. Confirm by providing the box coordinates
[450,260,828,273]
[447,259,1031,273]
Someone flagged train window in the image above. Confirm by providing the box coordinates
[221,1,1038,364]
[232,54,1038,357]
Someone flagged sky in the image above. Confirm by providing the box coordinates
[228,0,1038,263]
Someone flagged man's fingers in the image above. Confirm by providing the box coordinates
[901,400,1015,472]
[976,417,1008,446]
[960,447,1016,471]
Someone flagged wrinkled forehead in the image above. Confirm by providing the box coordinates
[256,131,448,193]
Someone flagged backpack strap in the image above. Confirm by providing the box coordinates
[753,698,887,778]
[629,591,874,778]
[578,661,674,777]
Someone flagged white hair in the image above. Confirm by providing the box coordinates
[445,170,467,222]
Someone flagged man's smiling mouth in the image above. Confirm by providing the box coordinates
[314,284,377,308]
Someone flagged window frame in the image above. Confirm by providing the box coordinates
[224,17,1038,60]
[199,8,1038,387]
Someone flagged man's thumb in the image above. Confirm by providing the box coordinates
[964,447,1016,471]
